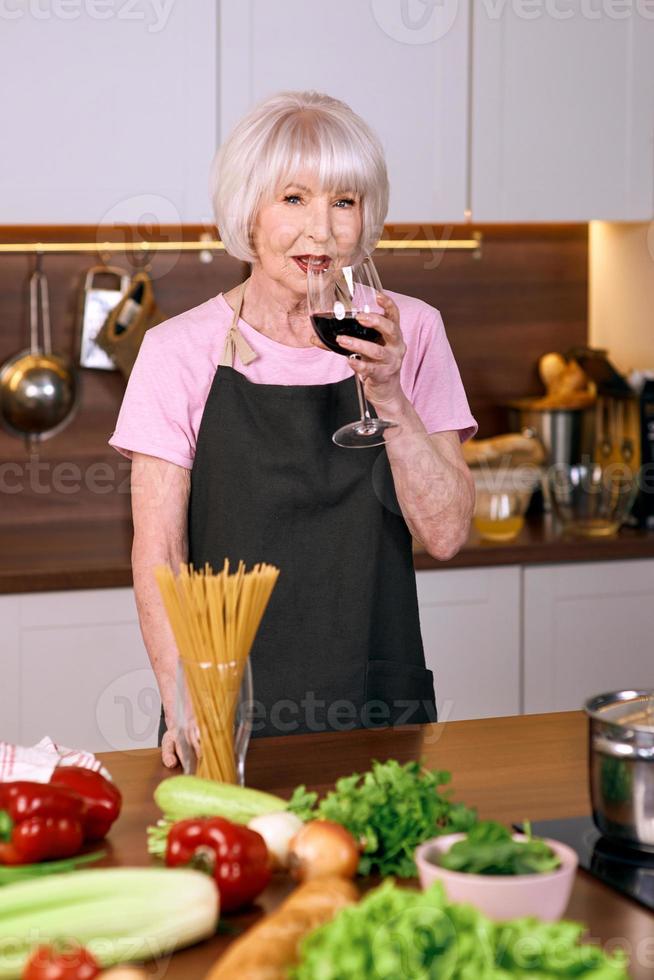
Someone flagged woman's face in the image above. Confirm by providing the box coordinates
[251,168,362,297]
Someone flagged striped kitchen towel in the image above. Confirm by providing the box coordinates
[0,736,112,782]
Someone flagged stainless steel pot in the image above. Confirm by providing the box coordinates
[584,690,654,851]
[506,403,596,469]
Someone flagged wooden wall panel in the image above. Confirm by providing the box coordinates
[377,224,588,437]
[0,224,587,527]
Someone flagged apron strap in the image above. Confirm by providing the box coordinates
[220,278,259,368]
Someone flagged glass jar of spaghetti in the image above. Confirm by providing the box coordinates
[176,657,254,786]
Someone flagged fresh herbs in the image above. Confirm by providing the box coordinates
[285,784,318,823]
[288,759,477,877]
[290,880,629,979]
[440,820,561,876]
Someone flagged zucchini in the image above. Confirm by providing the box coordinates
[154,775,287,824]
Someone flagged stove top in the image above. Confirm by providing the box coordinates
[515,816,654,912]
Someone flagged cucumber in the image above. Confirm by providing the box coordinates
[154,775,287,824]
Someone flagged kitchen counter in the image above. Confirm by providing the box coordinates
[2,514,654,593]
[98,711,652,979]
[415,511,654,569]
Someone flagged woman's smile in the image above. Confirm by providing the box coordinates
[291,254,332,274]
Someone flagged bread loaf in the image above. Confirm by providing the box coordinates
[205,877,359,979]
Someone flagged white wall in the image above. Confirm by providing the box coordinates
[589,221,654,373]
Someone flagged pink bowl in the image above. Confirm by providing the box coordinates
[414,833,578,922]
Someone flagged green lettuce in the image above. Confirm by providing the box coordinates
[291,880,629,980]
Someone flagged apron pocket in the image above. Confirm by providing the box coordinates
[363,659,437,728]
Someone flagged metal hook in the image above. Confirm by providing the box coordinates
[29,257,52,355]
[131,243,153,273]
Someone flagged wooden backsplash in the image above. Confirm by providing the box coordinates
[0,224,587,527]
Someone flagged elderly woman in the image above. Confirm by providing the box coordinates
[109,91,477,766]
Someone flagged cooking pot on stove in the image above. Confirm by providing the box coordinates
[584,690,654,852]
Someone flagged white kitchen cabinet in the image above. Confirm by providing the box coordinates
[523,559,654,713]
[0,2,217,224]
[0,596,21,741]
[472,4,654,221]
[416,566,521,721]
[219,0,470,223]
[0,589,158,753]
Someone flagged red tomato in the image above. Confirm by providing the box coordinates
[22,943,100,980]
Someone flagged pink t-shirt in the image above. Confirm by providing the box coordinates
[108,289,477,469]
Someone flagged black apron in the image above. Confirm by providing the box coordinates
[158,282,436,741]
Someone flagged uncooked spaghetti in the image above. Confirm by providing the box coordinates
[155,560,279,782]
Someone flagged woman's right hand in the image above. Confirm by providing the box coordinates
[161,725,183,768]
[161,717,201,768]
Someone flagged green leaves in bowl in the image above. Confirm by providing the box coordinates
[440,820,561,876]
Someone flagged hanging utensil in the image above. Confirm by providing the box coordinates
[0,266,79,448]
[78,264,130,370]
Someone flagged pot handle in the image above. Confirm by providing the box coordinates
[592,734,654,761]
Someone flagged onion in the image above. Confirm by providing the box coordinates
[288,820,360,882]
[248,811,304,871]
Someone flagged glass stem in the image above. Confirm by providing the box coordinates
[354,373,373,424]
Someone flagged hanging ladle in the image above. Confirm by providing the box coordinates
[0,264,79,449]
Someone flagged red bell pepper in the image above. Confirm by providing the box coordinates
[165,816,271,913]
[50,767,122,842]
[0,783,85,865]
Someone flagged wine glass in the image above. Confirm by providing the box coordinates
[306,256,398,448]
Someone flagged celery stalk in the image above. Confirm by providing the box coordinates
[0,867,218,979]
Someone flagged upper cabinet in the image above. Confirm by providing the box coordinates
[0,1,217,224]
[471,3,654,221]
[2,2,652,224]
[219,0,470,224]
[220,1,654,223]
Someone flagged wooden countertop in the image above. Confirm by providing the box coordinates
[2,514,654,593]
[98,712,652,979]
[415,512,654,570]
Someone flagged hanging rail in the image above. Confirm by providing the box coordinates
[0,232,482,255]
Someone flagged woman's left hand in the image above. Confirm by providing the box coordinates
[310,292,407,411]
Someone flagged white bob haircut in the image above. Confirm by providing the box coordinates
[210,91,389,264]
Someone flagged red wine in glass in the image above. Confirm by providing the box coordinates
[310,311,384,356]
[306,257,397,448]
